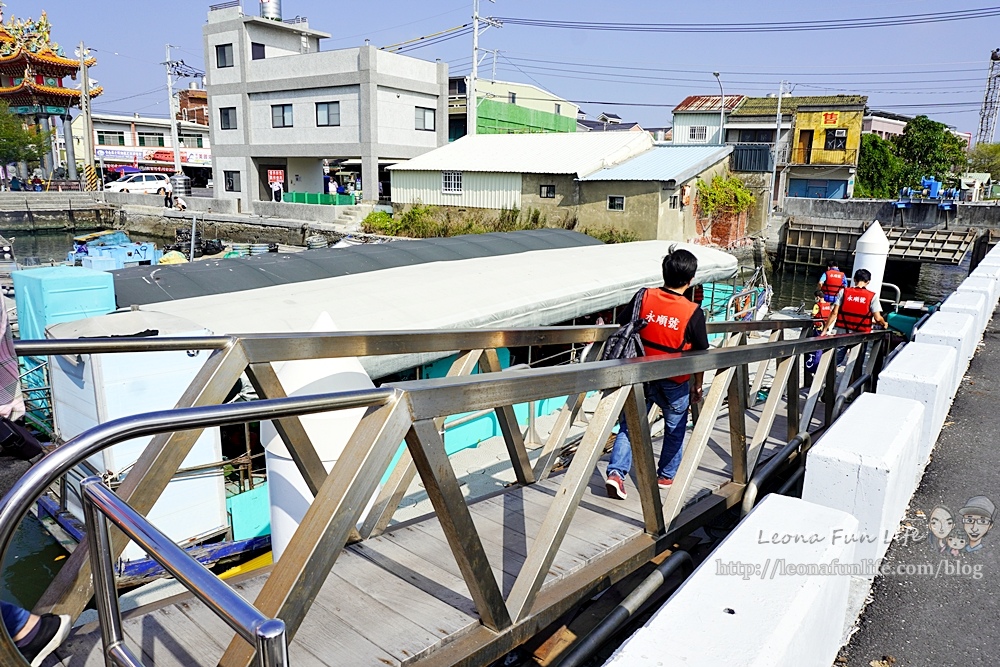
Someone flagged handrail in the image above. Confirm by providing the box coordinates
[81,477,287,666]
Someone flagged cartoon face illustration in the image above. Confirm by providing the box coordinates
[929,506,954,540]
[947,533,967,551]
[960,496,996,548]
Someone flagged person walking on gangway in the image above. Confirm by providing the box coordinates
[818,258,846,304]
[605,249,710,500]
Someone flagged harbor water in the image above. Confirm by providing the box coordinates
[0,228,974,606]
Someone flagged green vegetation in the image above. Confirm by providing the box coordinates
[855,133,905,198]
[695,175,756,217]
[968,142,1000,178]
[856,115,969,197]
[362,205,637,244]
[0,101,51,184]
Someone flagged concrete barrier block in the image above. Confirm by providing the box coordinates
[940,290,988,336]
[876,342,957,469]
[957,276,998,311]
[914,311,976,390]
[971,263,1000,286]
[802,393,924,564]
[975,255,1000,271]
[604,494,858,667]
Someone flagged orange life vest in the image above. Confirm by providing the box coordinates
[638,289,699,383]
[821,269,846,300]
[836,286,876,333]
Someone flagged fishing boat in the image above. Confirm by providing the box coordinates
[66,230,163,270]
[22,230,740,583]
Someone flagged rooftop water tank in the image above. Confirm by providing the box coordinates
[260,0,282,20]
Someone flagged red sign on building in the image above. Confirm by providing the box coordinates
[822,112,840,125]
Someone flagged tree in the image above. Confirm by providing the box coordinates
[0,101,51,183]
[891,115,968,183]
[968,142,1000,178]
[856,132,904,198]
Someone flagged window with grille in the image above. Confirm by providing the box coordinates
[689,126,708,142]
[271,104,293,128]
[216,43,234,68]
[415,107,436,131]
[96,131,125,146]
[137,132,164,147]
[824,129,848,150]
[608,196,625,211]
[316,102,340,127]
[442,171,462,194]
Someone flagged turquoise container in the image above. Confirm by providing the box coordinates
[12,266,116,340]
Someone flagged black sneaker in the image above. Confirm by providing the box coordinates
[20,614,71,667]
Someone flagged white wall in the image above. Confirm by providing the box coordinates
[246,48,360,83]
[205,29,244,87]
[209,93,246,146]
[672,112,723,145]
[377,87,441,149]
[287,157,324,193]
[247,87,362,146]
[213,156,246,202]
[391,170,522,208]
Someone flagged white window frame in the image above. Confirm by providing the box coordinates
[608,195,625,211]
[689,125,708,142]
[415,106,436,131]
[442,171,463,194]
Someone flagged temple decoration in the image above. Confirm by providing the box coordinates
[0,4,101,117]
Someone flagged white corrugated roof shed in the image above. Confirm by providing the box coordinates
[580,145,733,183]
[389,131,654,177]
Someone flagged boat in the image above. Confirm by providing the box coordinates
[20,230,740,583]
[66,230,163,270]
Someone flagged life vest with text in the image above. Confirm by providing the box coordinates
[835,286,876,333]
[638,289,699,383]
[821,269,846,300]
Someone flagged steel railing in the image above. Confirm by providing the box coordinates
[0,321,885,667]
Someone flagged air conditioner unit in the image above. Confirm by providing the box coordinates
[834,129,847,137]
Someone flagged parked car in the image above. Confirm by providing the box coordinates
[104,173,172,195]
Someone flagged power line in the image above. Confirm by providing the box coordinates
[495,7,1000,33]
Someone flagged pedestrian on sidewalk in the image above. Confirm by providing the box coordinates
[270,179,283,202]
[1,601,71,666]
[605,249,709,500]
[163,187,173,209]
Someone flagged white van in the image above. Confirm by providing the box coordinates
[105,173,173,194]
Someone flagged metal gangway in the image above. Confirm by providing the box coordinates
[0,320,889,667]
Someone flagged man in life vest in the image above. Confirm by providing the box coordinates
[605,249,710,500]
[818,259,847,303]
[822,268,887,335]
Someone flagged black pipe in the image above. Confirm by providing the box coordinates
[557,551,694,667]
[741,432,811,517]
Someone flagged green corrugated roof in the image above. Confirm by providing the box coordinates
[731,95,868,116]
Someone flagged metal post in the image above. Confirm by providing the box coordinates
[63,114,78,181]
[769,80,785,209]
[713,72,725,145]
[81,477,127,667]
[190,213,197,260]
[253,618,289,667]
[467,0,480,137]
[78,42,95,172]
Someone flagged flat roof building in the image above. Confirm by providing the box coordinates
[203,4,447,211]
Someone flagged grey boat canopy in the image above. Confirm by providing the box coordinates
[111,229,603,308]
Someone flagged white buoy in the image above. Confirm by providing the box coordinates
[263,312,377,560]
[853,220,890,301]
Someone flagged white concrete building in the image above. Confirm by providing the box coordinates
[204,4,447,211]
[68,113,212,184]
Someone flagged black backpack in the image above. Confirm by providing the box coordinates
[601,288,648,361]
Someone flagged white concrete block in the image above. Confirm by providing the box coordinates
[876,342,956,470]
[914,311,976,390]
[605,494,858,667]
[802,393,924,564]
[940,290,988,336]
[971,263,1000,286]
[974,255,1000,271]
[957,276,998,311]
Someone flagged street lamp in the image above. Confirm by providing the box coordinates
[713,72,725,145]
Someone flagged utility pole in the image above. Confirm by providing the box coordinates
[77,41,97,190]
[769,80,786,211]
[162,46,204,196]
[712,72,725,145]
[466,0,500,137]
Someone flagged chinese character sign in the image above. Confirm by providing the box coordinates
[267,170,285,185]
[823,112,840,125]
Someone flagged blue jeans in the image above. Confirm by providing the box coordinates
[1,600,30,637]
[607,379,690,481]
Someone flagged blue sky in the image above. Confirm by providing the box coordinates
[31,0,1000,134]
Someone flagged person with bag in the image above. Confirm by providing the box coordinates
[0,300,41,461]
[605,249,709,500]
